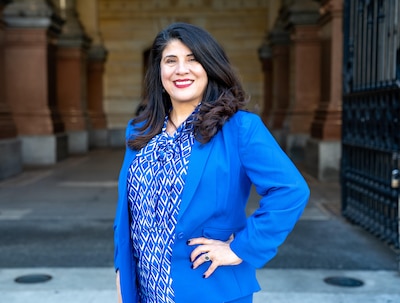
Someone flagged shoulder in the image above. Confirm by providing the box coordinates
[224,110,265,133]
[222,110,279,149]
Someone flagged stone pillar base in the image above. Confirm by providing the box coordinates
[21,134,68,165]
[89,129,108,148]
[0,138,22,180]
[68,131,89,154]
[305,138,341,182]
[286,133,310,164]
[108,128,125,148]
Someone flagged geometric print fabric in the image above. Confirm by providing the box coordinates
[127,112,196,303]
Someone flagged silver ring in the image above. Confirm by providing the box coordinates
[204,254,210,261]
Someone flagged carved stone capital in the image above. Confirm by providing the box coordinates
[269,17,291,45]
[285,0,320,27]
[53,0,91,49]
[258,40,271,61]
[319,0,343,21]
[2,0,63,33]
[88,44,108,62]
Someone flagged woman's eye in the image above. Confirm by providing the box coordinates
[165,59,176,64]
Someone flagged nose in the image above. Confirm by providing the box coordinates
[175,61,189,74]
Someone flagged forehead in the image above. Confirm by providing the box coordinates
[162,39,193,57]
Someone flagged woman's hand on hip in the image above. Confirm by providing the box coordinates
[187,234,242,278]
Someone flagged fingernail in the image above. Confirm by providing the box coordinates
[186,240,191,245]
[203,274,206,278]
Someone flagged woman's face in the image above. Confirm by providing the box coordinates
[160,39,208,107]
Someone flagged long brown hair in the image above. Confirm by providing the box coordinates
[128,22,248,150]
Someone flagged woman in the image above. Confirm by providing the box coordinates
[114,22,310,303]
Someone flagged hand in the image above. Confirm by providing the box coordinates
[188,234,242,278]
[116,270,122,303]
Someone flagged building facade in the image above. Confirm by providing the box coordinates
[0,0,341,183]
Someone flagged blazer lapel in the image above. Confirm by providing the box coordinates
[178,139,215,219]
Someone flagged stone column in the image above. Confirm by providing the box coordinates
[306,0,343,181]
[0,0,22,179]
[284,0,321,162]
[54,0,91,154]
[257,0,282,128]
[76,0,108,148]
[258,41,273,126]
[0,2,15,140]
[3,0,68,166]
[268,16,291,148]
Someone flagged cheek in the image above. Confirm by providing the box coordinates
[199,73,208,90]
[161,69,174,88]
[196,68,208,87]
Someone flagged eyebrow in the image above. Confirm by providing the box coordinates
[163,53,195,59]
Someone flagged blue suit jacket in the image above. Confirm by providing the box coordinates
[114,110,310,303]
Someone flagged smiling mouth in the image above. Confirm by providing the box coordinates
[174,80,193,87]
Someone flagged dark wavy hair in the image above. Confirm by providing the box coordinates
[128,22,249,150]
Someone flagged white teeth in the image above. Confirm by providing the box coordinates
[175,80,192,85]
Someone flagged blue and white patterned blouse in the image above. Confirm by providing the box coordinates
[127,110,197,303]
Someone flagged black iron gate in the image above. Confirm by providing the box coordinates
[342,0,400,257]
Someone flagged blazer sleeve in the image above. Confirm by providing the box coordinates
[229,113,310,268]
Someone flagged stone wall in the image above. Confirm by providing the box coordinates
[98,0,271,128]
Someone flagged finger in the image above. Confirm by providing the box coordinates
[190,245,211,262]
[203,261,219,278]
[192,252,211,269]
[187,237,214,246]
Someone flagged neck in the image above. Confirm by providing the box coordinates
[169,102,199,127]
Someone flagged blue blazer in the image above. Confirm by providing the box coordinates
[114,110,310,303]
